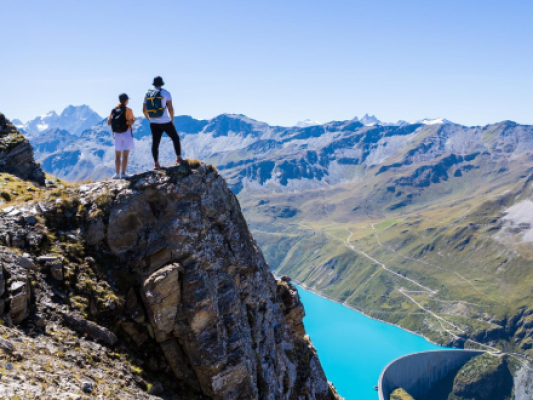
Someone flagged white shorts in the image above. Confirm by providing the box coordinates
[114,130,134,151]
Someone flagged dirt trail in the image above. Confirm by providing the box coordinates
[345,229,437,293]
[342,228,502,354]
[369,223,500,302]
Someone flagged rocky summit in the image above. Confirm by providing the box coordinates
[0,113,45,185]
[0,115,341,399]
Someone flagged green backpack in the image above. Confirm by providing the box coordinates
[145,89,165,118]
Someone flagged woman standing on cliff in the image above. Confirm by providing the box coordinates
[108,93,135,179]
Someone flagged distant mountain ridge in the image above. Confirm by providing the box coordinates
[20,111,530,193]
[19,105,102,136]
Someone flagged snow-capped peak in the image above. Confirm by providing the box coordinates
[296,119,321,127]
[21,105,103,136]
[42,111,58,118]
[359,114,381,126]
[413,118,454,126]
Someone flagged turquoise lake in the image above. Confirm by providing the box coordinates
[298,286,443,400]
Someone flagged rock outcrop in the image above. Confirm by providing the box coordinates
[0,112,45,185]
[76,165,339,399]
[510,308,533,350]
[449,353,513,400]
[0,121,341,399]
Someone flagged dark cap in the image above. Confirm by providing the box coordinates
[152,76,165,87]
[119,93,129,102]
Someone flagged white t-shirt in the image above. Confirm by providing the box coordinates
[145,88,172,124]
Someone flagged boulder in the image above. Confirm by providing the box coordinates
[60,311,118,346]
[0,336,14,354]
[49,260,64,281]
[9,278,31,324]
[86,218,105,245]
[142,264,181,342]
[82,382,94,394]
[17,255,37,271]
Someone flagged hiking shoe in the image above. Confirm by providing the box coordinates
[154,162,161,169]
[122,173,131,179]
[112,173,120,179]
[176,157,183,166]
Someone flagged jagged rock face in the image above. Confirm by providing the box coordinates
[0,248,32,324]
[0,163,341,398]
[75,165,338,400]
[0,117,340,398]
[276,276,306,338]
[0,113,45,185]
[510,308,533,350]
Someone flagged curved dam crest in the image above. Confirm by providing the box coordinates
[297,286,445,400]
[378,350,484,400]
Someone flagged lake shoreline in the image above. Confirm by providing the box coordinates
[279,274,447,349]
[284,274,446,400]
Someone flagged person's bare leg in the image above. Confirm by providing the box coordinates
[121,150,130,175]
[115,151,122,174]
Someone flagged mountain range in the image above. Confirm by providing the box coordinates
[20,106,456,185]
[16,105,102,136]
[16,107,533,361]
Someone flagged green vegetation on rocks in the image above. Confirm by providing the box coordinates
[448,354,513,400]
[390,388,415,400]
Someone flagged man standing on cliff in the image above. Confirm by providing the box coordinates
[143,76,183,168]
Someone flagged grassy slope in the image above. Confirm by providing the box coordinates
[241,155,533,355]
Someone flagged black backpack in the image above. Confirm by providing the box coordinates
[111,106,129,134]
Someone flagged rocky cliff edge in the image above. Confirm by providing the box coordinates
[0,113,45,185]
[0,113,341,399]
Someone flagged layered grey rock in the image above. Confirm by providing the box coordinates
[0,113,45,185]
[0,248,33,324]
[0,161,341,399]
[76,165,339,400]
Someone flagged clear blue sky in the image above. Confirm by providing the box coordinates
[1,0,532,126]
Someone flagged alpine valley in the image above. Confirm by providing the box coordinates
[14,107,533,378]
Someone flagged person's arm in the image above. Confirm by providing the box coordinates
[167,100,174,124]
[126,109,135,127]
[107,112,112,126]
[143,103,150,121]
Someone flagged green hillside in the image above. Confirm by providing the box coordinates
[241,146,533,360]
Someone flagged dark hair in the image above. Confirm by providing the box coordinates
[117,93,129,108]
[153,76,164,87]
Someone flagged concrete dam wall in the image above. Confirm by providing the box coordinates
[378,350,485,400]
